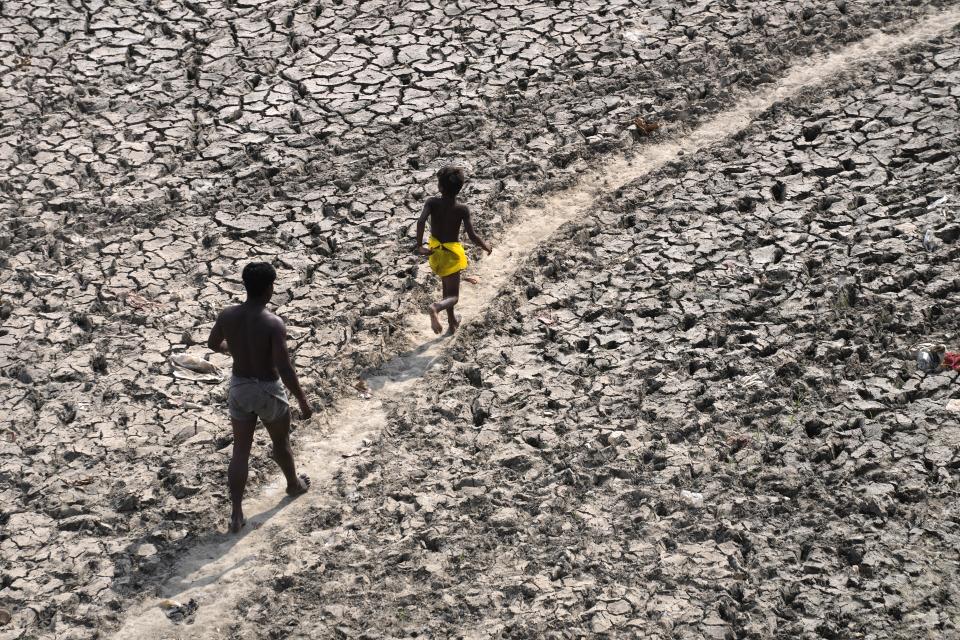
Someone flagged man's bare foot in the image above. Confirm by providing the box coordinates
[229,512,246,534]
[287,474,310,497]
[428,305,443,334]
[463,275,480,285]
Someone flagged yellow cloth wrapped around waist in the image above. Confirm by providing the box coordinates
[428,236,468,277]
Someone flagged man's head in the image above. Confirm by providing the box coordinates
[437,165,465,198]
[242,262,276,301]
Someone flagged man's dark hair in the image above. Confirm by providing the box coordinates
[242,262,276,297]
[437,165,465,197]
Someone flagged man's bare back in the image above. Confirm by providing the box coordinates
[215,304,283,380]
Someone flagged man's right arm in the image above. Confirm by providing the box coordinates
[207,312,229,354]
[271,318,312,419]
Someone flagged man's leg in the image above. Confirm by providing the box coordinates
[263,411,309,497]
[228,417,256,533]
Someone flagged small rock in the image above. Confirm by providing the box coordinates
[488,507,521,529]
[680,490,705,508]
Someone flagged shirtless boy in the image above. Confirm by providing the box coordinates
[415,165,492,334]
[207,262,311,533]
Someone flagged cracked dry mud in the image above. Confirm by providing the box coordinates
[1,1,959,639]
[223,28,960,640]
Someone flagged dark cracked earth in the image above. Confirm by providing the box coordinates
[1,1,960,639]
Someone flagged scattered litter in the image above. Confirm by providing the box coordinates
[354,378,371,399]
[159,598,198,624]
[943,352,960,372]
[922,228,939,252]
[946,399,960,413]
[537,314,555,326]
[0,607,11,625]
[170,354,222,383]
[170,354,219,374]
[916,344,944,372]
[632,116,661,136]
[680,490,704,508]
[915,344,960,372]
[126,292,160,309]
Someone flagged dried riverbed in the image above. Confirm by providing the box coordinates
[1,1,959,638]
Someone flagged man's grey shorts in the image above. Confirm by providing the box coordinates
[228,376,289,423]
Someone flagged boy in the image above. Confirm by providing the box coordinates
[415,166,492,334]
[207,262,312,534]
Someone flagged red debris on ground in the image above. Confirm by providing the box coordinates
[942,352,960,371]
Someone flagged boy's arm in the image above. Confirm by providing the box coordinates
[463,207,492,254]
[206,313,229,354]
[414,201,432,255]
[270,318,312,419]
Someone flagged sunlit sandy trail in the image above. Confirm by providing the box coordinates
[113,8,960,637]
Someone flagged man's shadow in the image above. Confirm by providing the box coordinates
[113,482,305,606]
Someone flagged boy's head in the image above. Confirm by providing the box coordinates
[437,165,465,197]
[242,262,276,300]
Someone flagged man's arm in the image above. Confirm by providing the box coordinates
[414,201,432,255]
[463,207,492,254]
[207,313,229,354]
[270,318,312,419]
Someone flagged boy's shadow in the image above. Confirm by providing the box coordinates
[365,334,449,391]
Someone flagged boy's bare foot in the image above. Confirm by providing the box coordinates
[428,305,443,334]
[287,474,310,497]
[463,275,480,285]
[229,512,246,534]
[445,317,460,335]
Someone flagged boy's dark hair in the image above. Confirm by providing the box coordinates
[242,262,276,297]
[437,165,465,197]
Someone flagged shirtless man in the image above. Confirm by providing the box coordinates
[415,165,492,334]
[207,262,311,534]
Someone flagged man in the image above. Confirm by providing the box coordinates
[207,262,311,534]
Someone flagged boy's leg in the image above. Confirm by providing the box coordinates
[228,417,256,533]
[263,411,309,497]
[442,272,461,334]
[429,272,460,335]
[428,302,443,334]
